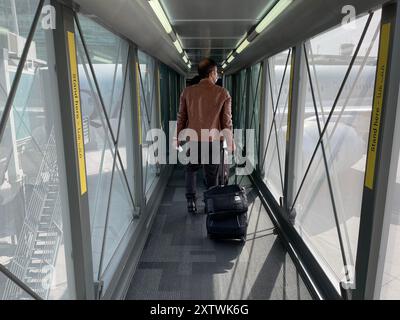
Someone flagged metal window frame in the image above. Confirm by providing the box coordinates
[72,10,143,297]
[283,44,307,212]
[244,67,252,133]
[256,60,269,177]
[260,49,292,198]
[50,0,95,300]
[251,173,342,299]
[97,45,132,281]
[374,49,400,298]
[252,9,379,300]
[288,12,374,215]
[93,41,146,298]
[354,1,400,300]
[0,0,180,301]
[248,63,263,148]
[257,59,269,177]
[232,73,239,128]
[238,69,248,131]
[159,63,170,136]
[249,43,341,299]
[0,0,88,301]
[240,11,377,295]
[100,47,175,299]
[250,43,341,300]
[155,61,162,136]
[130,47,146,212]
[73,12,137,209]
[245,4,399,300]
[283,45,301,211]
[302,42,352,283]
[137,51,161,199]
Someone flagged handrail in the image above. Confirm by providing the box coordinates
[0,264,42,300]
[2,129,62,300]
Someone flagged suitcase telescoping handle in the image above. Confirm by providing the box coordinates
[219,146,225,187]
[219,140,239,186]
[219,140,235,187]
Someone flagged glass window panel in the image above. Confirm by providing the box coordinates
[76,30,114,278]
[379,141,400,299]
[160,64,170,134]
[233,70,245,130]
[379,82,400,299]
[76,16,135,280]
[0,270,32,300]
[76,14,129,138]
[11,0,39,39]
[262,49,292,202]
[294,145,345,286]
[248,64,262,159]
[0,0,40,121]
[264,124,284,201]
[225,76,232,96]
[138,50,159,196]
[101,159,134,274]
[100,66,136,275]
[0,0,39,39]
[292,10,381,290]
[169,71,178,121]
[260,64,275,180]
[234,69,248,148]
[116,82,135,197]
[0,2,75,299]
[239,70,247,131]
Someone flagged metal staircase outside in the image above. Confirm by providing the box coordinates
[2,129,63,300]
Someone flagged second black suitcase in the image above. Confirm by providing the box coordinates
[206,212,248,241]
[204,150,248,242]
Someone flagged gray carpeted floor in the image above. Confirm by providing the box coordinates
[126,167,312,300]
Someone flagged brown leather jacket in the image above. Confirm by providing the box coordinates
[176,78,233,146]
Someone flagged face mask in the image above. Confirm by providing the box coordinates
[213,73,220,84]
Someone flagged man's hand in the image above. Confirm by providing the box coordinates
[172,138,180,151]
[227,141,236,154]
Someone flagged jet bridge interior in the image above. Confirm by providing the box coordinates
[0,0,400,301]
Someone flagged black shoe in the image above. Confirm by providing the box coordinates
[187,199,197,213]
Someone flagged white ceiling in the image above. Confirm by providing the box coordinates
[160,0,278,76]
[74,0,390,77]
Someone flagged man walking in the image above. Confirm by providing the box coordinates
[174,58,234,213]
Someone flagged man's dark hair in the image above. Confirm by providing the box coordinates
[198,58,217,79]
[189,75,201,86]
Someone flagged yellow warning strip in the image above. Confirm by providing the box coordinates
[365,23,391,190]
[67,32,87,196]
[286,51,295,143]
[136,62,142,144]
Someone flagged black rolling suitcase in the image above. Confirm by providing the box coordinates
[204,148,248,242]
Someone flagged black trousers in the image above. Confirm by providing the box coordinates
[185,141,222,200]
